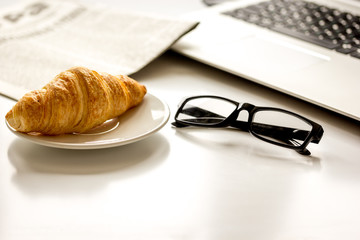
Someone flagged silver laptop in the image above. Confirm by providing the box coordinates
[172,0,360,121]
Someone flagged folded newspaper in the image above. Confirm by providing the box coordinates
[0,0,198,100]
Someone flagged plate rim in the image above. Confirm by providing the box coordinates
[5,93,170,149]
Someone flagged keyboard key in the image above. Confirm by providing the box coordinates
[336,43,358,54]
[350,48,360,58]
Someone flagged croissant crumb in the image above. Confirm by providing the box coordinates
[5,66,147,135]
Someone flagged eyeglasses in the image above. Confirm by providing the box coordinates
[172,95,324,155]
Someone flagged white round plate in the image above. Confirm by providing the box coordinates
[6,93,170,149]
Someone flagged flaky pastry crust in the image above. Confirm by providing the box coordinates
[6,66,147,135]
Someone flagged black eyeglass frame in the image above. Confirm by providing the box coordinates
[172,95,324,155]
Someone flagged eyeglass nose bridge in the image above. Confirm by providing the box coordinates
[230,103,256,120]
[224,103,256,130]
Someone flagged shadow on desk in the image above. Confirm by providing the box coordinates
[7,133,169,196]
[174,127,321,170]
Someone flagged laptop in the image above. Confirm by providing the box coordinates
[172,0,360,121]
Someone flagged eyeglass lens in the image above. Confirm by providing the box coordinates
[251,110,312,147]
[177,98,237,125]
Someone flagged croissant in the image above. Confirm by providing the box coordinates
[5,66,147,135]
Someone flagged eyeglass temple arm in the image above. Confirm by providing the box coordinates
[232,120,314,155]
[231,121,318,143]
[172,106,226,128]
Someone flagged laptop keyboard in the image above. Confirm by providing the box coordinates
[223,0,360,59]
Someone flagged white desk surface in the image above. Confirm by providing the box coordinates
[1,1,360,239]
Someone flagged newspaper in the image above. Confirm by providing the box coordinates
[0,0,198,100]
